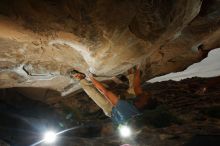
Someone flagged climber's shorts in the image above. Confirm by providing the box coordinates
[111,100,140,125]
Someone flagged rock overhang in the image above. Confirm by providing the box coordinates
[0,0,220,95]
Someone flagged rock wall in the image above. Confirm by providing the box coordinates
[0,0,220,95]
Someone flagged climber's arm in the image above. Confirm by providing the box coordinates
[89,75,119,106]
[133,67,144,96]
[133,67,151,109]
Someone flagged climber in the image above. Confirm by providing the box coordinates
[70,66,154,125]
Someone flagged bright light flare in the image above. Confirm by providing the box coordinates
[43,131,57,144]
[119,125,132,138]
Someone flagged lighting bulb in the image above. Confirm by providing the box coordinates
[119,125,131,138]
[43,131,57,143]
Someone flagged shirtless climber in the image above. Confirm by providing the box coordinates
[70,67,154,125]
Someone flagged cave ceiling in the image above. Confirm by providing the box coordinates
[0,0,220,95]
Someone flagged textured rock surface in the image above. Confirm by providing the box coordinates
[1,0,220,95]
